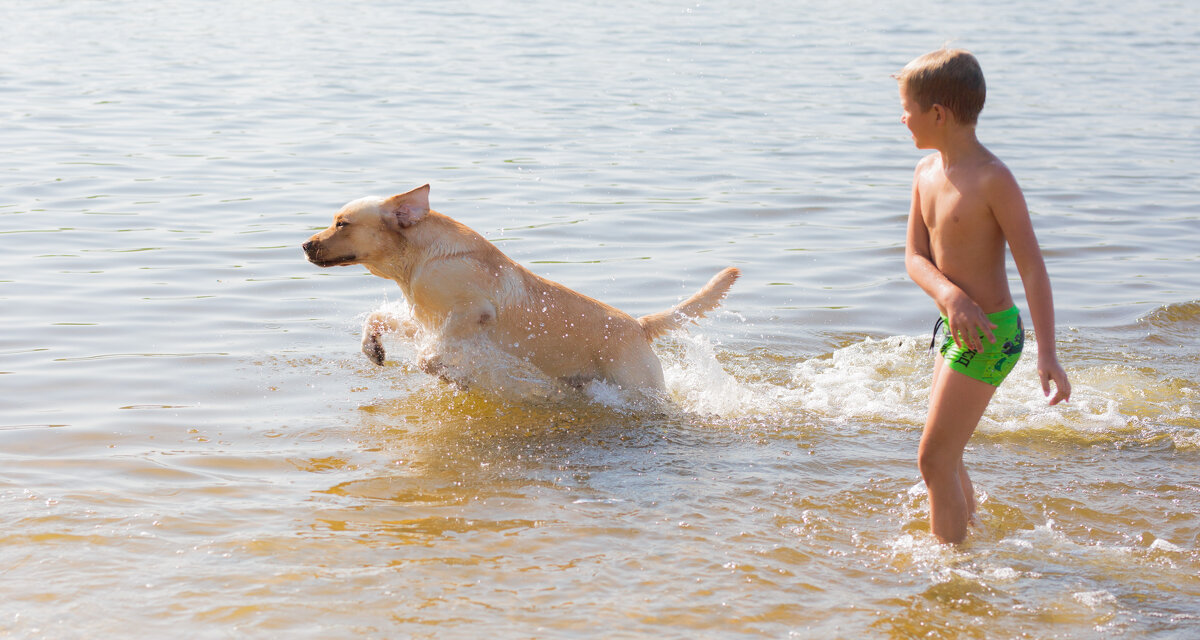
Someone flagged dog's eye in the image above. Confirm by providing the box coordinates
[335,220,349,228]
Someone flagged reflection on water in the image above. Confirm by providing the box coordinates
[2,0,1198,637]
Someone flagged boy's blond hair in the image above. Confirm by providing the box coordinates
[896,49,986,125]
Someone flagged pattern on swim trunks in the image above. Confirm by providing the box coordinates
[933,309,1025,386]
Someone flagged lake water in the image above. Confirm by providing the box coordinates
[2,1,1198,638]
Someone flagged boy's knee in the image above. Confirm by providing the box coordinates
[917,446,956,481]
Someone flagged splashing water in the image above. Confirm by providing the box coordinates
[365,300,1199,450]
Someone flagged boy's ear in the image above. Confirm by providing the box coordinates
[931,103,950,125]
[382,184,431,229]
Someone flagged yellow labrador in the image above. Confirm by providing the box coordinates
[302,184,739,394]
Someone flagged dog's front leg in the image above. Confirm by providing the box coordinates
[410,301,496,384]
[438,301,498,341]
[361,310,419,366]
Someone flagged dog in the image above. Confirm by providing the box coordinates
[302,184,739,395]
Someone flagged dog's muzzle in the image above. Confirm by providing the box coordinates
[302,240,354,267]
[301,240,321,262]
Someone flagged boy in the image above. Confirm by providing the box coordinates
[897,49,1071,544]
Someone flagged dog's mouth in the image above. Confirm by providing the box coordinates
[307,254,357,268]
[302,242,358,267]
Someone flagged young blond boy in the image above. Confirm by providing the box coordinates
[897,49,1071,544]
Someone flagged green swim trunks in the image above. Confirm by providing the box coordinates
[933,305,1024,387]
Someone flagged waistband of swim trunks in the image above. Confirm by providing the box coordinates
[940,304,1020,324]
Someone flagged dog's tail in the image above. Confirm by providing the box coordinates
[638,267,740,341]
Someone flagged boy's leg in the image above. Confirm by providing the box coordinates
[958,461,976,521]
[921,357,997,543]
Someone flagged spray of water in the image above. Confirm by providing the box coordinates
[360,300,1198,448]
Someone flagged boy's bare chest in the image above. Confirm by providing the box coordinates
[918,173,993,237]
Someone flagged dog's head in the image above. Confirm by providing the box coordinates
[302,184,431,268]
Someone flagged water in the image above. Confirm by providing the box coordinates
[2,0,1198,637]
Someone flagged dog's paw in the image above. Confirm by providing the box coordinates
[418,357,466,389]
[418,356,454,382]
[417,356,443,376]
[362,332,387,366]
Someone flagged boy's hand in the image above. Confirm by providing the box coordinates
[1039,357,1071,405]
[944,293,997,352]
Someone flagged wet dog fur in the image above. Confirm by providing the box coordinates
[303,185,739,394]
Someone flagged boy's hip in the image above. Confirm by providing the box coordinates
[931,305,1025,387]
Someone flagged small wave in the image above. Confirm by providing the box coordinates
[1139,300,1200,333]
[779,332,1199,450]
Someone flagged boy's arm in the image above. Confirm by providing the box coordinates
[987,165,1071,405]
[904,161,997,352]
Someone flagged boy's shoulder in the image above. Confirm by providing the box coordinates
[913,152,941,177]
[956,146,1019,191]
[911,149,1021,197]
[974,152,1021,193]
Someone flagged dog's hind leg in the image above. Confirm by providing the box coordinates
[603,342,667,395]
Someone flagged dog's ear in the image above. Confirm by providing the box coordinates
[381,184,431,230]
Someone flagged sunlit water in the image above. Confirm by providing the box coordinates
[2,1,1198,638]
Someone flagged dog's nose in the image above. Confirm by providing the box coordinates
[302,240,315,254]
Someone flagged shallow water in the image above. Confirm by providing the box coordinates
[2,1,1199,638]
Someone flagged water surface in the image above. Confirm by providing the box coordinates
[2,1,1198,638]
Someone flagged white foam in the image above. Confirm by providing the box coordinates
[583,379,640,410]
[1073,590,1117,609]
[983,566,1021,582]
[660,332,788,417]
[787,336,929,425]
[356,305,1197,448]
[1149,538,1182,553]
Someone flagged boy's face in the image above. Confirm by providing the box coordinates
[899,85,937,149]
